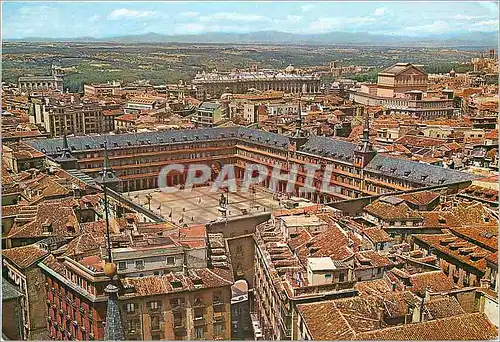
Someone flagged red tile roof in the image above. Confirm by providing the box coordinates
[425,296,465,319]
[364,201,423,222]
[363,227,391,244]
[397,190,440,207]
[354,313,498,340]
[7,198,80,239]
[120,268,233,297]
[2,244,48,269]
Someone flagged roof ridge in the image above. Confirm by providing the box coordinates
[206,268,233,285]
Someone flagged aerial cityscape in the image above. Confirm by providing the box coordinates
[1,1,499,341]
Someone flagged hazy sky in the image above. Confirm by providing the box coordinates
[2,1,499,39]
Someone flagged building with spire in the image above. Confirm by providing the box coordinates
[290,100,308,150]
[354,113,376,168]
[54,133,78,170]
[94,141,121,192]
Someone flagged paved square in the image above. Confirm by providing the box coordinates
[127,185,282,224]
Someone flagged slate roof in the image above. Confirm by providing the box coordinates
[366,154,477,186]
[26,127,477,186]
[2,278,23,300]
[300,135,356,162]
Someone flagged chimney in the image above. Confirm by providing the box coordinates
[70,95,75,103]
[391,281,396,292]
[424,286,431,303]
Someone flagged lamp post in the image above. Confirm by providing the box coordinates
[145,194,152,210]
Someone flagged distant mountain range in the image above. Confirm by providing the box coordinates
[6,30,499,47]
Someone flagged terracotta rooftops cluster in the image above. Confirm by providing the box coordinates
[296,290,496,340]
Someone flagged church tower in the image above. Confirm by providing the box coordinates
[354,113,376,168]
[290,100,308,150]
[95,141,121,192]
[54,132,78,170]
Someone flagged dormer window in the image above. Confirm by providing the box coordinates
[85,144,91,149]
[403,171,411,177]
[71,145,76,151]
[390,168,396,173]
[170,280,182,288]
[421,175,428,181]
[43,222,53,233]
[126,141,132,146]
[438,178,446,184]
[56,147,61,152]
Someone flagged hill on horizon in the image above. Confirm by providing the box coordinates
[6,30,498,47]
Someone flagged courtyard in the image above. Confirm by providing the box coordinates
[127,185,284,224]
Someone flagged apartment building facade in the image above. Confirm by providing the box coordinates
[28,96,107,137]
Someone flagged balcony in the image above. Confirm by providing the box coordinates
[213,312,225,322]
[194,317,206,326]
[212,300,225,307]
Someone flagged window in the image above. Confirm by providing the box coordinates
[151,316,160,330]
[214,323,224,335]
[149,301,159,310]
[118,262,127,271]
[194,308,204,319]
[125,303,136,313]
[166,257,175,265]
[324,274,332,281]
[339,273,345,282]
[213,293,221,304]
[135,260,144,269]
[127,319,140,332]
[195,327,204,339]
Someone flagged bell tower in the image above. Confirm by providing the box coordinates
[290,99,308,150]
[55,131,78,170]
[354,113,376,168]
[95,140,121,192]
